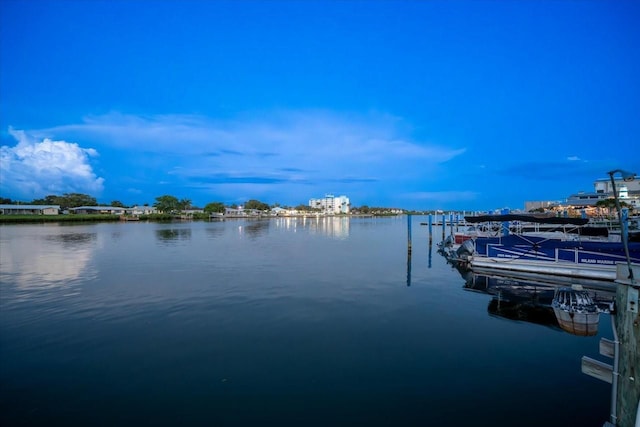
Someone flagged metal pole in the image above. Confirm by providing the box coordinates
[610,314,620,425]
[609,172,634,282]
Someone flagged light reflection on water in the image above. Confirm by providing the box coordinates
[0,218,612,426]
[0,226,98,295]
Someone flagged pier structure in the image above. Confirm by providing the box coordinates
[587,264,640,427]
[581,169,640,427]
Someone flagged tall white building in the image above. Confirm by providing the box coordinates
[309,194,350,214]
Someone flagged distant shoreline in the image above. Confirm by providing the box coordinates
[0,213,408,224]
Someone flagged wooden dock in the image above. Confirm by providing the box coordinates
[582,263,640,427]
[612,263,639,427]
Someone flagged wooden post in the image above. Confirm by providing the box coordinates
[449,212,454,238]
[428,214,433,245]
[406,214,412,286]
[613,264,640,427]
[406,248,412,287]
[407,214,412,253]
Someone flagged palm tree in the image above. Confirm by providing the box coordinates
[178,198,192,212]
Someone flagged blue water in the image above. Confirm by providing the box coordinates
[0,217,612,426]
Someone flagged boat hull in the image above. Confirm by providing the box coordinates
[552,308,600,336]
[465,235,640,281]
[469,257,622,281]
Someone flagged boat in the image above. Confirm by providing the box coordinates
[450,214,640,281]
[459,270,614,337]
[551,286,600,336]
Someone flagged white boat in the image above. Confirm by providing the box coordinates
[551,286,600,336]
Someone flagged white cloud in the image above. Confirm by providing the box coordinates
[9,110,468,206]
[38,110,466,185]
[0,128,104,199]
[567,156,581,161]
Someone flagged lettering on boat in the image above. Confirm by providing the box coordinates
[580,258,614,265]
[497,254,518,258]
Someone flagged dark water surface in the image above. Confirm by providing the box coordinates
[1,217,612,426]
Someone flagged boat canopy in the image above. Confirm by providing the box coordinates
[464,214,589,226]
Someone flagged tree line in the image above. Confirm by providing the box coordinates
[0,193,329,214]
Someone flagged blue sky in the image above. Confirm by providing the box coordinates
[1,0,639,211]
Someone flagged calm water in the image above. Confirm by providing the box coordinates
[0,217,612,426]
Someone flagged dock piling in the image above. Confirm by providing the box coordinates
[407,214,412,254]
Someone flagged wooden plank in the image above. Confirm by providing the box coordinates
[581,356,613,384]
[599,338,615,358]
[614,283,640,426]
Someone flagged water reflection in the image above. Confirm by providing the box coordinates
[44,232,96,248]
[205,225,225,239]
[274,216,350,239]
[0,229,97,292]
[310,216,349,239]
[237,220,270,239]
[155,228,192,244]
[459,269,615,336]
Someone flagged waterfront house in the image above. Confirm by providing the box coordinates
[0,204,60,215]
[270,207,303,216]
[224,207,263,217]
[127,206,158,215]
[69,206,127,215]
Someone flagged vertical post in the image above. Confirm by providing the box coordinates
[449,212,454,237]
[622,208,629,247]
[441,214,445,241]
[407,214,412,286]
[428,214,433,245]
[501,208,510,237]
[406,249,412,287]
[610,172,634,282]
[407,213,412,253]
[613,272,640,426]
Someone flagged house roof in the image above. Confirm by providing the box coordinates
[69,206,126,210]
[0,204,60,209]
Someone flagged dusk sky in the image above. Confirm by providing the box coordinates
[1,0,639,211]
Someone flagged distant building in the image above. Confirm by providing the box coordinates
[593,176,639,209]
[0,204,60,215]
[184,208,204,215]
[69,206,127,215]
[309,194,350,214]
[524,201,558,212]
[128,205,157,215]
[224,207,262,217]
[594,177,640,194]
[564,192,609,208]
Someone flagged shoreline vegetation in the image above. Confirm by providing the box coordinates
[0,212,409,224]
[1,193,419,224]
